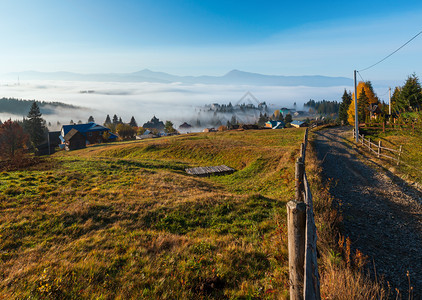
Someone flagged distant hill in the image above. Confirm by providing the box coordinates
[4,69,353,87]
[0,98,80,116]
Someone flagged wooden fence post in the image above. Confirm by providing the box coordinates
[368,138,371,151]
[397,145,403,166]
[378,140,381,158]
[287,201,306,300]
[295,157,305,202]
[361,134,364,146]
[300,143,305,164]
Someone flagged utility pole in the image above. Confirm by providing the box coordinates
[354,70,359,143]
[389,87,392,115]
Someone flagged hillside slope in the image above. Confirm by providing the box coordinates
[0,129,304,299]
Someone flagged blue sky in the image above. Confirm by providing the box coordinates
[1,0,422,82]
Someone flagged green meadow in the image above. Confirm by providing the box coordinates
[0,129,305,299]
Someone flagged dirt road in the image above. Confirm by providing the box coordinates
[314,126,422,298]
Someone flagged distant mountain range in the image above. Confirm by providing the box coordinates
[4,69,353,87]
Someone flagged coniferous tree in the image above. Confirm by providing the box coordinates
[118,117,123,124]
[24,102,46,148]
[339,89,352,125]
[129,116,138,127]
[88,116,95,123]
[390,87,401,113]
[112,114,119,125]
[164,121,176,133]
[397,73,422,111]
[357,88,369,123]
[285,113,293,123]
[104,115,111,125]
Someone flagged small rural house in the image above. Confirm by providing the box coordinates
[291,120,306,128]
[59,122,117,147]
[36,131,62,155]
[265,120,285,129]
[64,129,86,151]
[368,103,382,119]
[203,128,217,133]
[136,130,158,140]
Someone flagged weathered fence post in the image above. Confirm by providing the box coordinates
[397,145,403,166]
[295,157,305,202]
[287,201,306,300]
[368,137,371,151]
[378,140,381,158]
[361,134,364,146]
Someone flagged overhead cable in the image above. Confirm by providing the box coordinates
[358,30,422,72]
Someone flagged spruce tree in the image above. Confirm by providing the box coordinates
[397,73,422,111]
[104,115,111,125]
[88,116,95,123]
[357,88,369,123]
[339,89,352,124]
[112,114,118,124]
[129,116,138,127]
[24,102,46,148]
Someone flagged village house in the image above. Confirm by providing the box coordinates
[203,128,217,133]
[64,128,86,151]
[59,122,117,149]
[136,130,158,140]
[291,120,307,128]
[265,120,285,129]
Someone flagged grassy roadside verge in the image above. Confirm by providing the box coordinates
[358,128,422,184]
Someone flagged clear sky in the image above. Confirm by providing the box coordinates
[1,0,422,81]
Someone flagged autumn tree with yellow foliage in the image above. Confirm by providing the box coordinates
[347,81,379,124]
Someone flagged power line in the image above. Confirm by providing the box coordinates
[357,71,365,82]
[358,29,422,72]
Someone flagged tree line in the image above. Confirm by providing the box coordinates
[338,73,422,125]
[0,97,78,115]
[0,102,47,161]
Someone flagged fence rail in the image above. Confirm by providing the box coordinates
[352,128,403,165]
[287,128,320,300]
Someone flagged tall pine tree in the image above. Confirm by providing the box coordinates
[112,114,119,124]
[339,89,352,125]
[88,116,95,123]
[104,115,111,126]
[24,102,46,148]
[129,116,138,127]
[397,73,422,111]
[357,88,369,123]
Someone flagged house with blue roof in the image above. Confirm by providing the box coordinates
[59,122,118,146]
[291,120,306,128]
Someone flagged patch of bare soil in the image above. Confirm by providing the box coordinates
[314,126,422,298]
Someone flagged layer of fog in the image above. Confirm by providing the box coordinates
[0,80,352,130]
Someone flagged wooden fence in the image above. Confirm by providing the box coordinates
[352,128,403,165]
[287,128,321,300]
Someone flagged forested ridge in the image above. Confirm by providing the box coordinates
[0,98,79,115]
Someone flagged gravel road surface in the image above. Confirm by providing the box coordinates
[314,126,422,298]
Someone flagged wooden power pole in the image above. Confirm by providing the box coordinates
[354,70,359,143]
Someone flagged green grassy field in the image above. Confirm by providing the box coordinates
[0,129,305,299]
